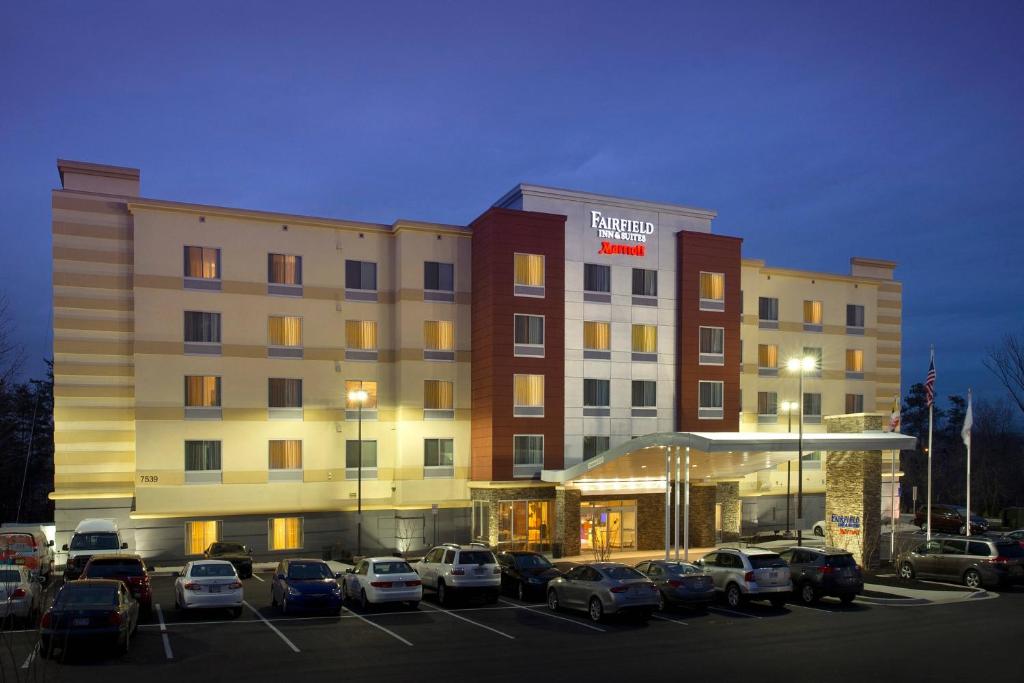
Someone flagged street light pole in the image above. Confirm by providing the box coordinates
[788,358,814,548]
[785,401,794,536]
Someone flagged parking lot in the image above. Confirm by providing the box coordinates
[3,568,1024,681]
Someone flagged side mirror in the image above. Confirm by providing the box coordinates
[334,572,344,580]
[276,573,286,580]
[121,542,128,550]
[62,544,69,551]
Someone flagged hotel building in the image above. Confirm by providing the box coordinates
[51,159,904,563]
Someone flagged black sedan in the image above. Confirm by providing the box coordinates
[497,551,563,601]
[39,579,139,658]
[635,560,716,610]
[204,541,254,578]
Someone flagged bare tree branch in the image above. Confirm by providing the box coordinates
[984,333,1024,417]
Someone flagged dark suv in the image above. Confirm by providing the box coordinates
[779,547,863,605]
[204,542,253,578]
[913,504,988,535]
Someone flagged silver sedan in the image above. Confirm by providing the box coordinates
[546,562,659,622]
[0,566,43,626]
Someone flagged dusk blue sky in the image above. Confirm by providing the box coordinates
[2,1,1021,409]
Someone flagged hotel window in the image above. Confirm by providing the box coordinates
[845,393,864,414]
[699,272,725,311]
[803,392,823,424]
[513,253,545,297]
[583,436,610,461]
[345,440,378,479]
[424,380,455,420]
[184,246,221,290]
[803,300,823,332]
[632,268,657,301]
[631,324,657,361]
[345,379,378,420]
[345,320,378,361]
[268,378,303,419]
[424,261,455,302]
[268,253,302,296]
[424,320,455,361]
[698,381,724,420]
[185,520,221,556]
[583,263,611,302]
[513,374,544,417]
[345,260,378,301]
[583,379,610,417]
[424,438,454,478]
[847,304,865,334]
[184,441,222,484]
[512,435,544,479]
[496,499,551,552]
[846,349,864,378]
[698,327,725,365]
[758,344,779,376]
[803,346,823,376]
[268,517,303,551]
[268,316,303,358]
[184,376,221,419]
[583,321,611,360]
[471,500,490,542]
[758,297,779,329]
[184,311,221,354]
[513,314,544,357]
[757,391,778,423]
[268,440,303,481]
[632,380,656,417]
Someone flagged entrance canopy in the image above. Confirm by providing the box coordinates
[542,431,917,486]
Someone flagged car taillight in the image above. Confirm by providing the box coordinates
[610,585,629,593]
[10,588,26,598]
[40,612,52,628]
[370,581,393,588]
[229,581,242,589]
[744,571,754,582]
[184,582,200,591]
[818,565,834,575]
[451,568,465,576]
[406,580,421,587]
[667,579,684,588]
[107,611,122,626]
[989,556,1009,565]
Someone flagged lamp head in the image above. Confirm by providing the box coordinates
[347,389,369,403]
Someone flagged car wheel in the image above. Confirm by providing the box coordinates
[281,595,289,615]
[360,589,370,610]
[839,594,856,605]
[407,601,420,610]
[516,581,526,601]
[119,627,131,655]
[657,591,666,612]
[231,606,243,618]
[437,581,448,606]
[899,561,915,580]
[799,582,819,605]
[725,583,745,608]
[963,569,982,589]
[588,597,604,623]
[271,590,278,609]
[547,589,560,612]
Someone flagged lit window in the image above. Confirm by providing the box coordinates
[268,517,303,551]
[803,300,823,329]
[513,374,544,417]
[758,344,779,374]
[345,440,377,478]
[632,380,656,408]
[846,304,865,331]
[846,349,864,375]
[185,520,221,556]
[583,321,610,351]
[424,320,455,350]
[345,260,377,291]
[268,254,302,286]
[757,391,778,417]
[184,246,220,280]
[803,393,822,423]
[845,394,864,414]
[512,435,544,478]
[698,381,724,419]
[514,314,544,357]
[424,438,454,477]
[632,324,657,357]
[632,268,657,297]
[496,499,551,552]
[583,436,610,461]
[424,380,454,418]
[185,376,220,407]
[699,327,725,365]
[269,440,302,470]
[344,380,378,409]
[345,320,378,350]
[584,263,611,293]
[699,272,725,311]
[758,297,779,328]
[268,316,302,347]
[514,253,544,296]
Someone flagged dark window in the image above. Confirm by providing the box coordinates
[286,562,332,580]
[55,584,118,607]
[443,549,456,564]
[995,543,1024,558]
[941,540,966,555]
[345,441,378,469]
[632,380,656,408]
[424,438,454,467]
[184,312,221,343]
[632,268,657,296]
[268,378,302,408]
[845,394,864,413]
[582,436,609,461]
[803,393,822,417]
[456,551,495,565]
[846,304,865,328]
[583,379,610,407]
[583,263,611,293]
[345,260,377,290]
[185,441,222,471]
[601,565,645,580]
[69,533,119,551]
[85,560,144,577]
[749,555,786,569]
[373,561,415,575]
[515,555,552,569]
[665,563,701,575]
[967,542,991,557]
[825,554,856,568]
[424,262,454,291]
[514,315,544,345]
[758,297,779,321]
[579,567,602,581]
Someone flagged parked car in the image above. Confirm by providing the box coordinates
[634,560,715,611]
[203,541,254,578]
[271,559,343,614]
[0,526,55,583]
[174,560,244,616]
[546,562,659,622]
[343,556,421,609]
[897,536,1024,588]
[778,546,863,605]
[62,519,128,581]
[81,554,153,615]
[497,551,562,601]
[414,543,501,605]
[39,579,139,658]
[1004,529,1024,546]
[0,565,43,626]
[912,504,988,535]
[696,547,792,608]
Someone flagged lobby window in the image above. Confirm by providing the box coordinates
[268,440,302,481]
[803,300,823,332]
[268,378,303,419]
[184,440,222,484]
[185,520,221,556]
[698,326,725,365]
[583,263,611,302]
[268,315,303,358]
[268,517,303,551]
[345,320,378,361]
[345,260,378,301]
[632,380,656,417]
[513,374,544,417]
[583,436,610,461]
[184,311,221,355]
[513,253,544,297]
[698,381,724,420]
[803,393,823,424]
[631,324,657,361]
[583,379,610,417]
[424,380,455,420]
[803,347,823,376]
[184,375,221,419]
[513,314,544,358]
[846,349,864,378]
[344,380,378,420]
[699,272,725,311]
[424,320,455,361]
[496,500,551,552]
[758,297,779,329]
[583,321,611,360]
[758,344,779,376]
[757,391,778,424]
[512,435,544,479]
[632,268,657,302]
[471,501,490,542]
[267,253,302,296]
[184,246,221,290]
[345,440,378,479]
[424,438,454,478]
[424,261,455,302]
[847,304,865,334]
[845,393,864,414]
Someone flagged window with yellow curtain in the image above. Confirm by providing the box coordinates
[268,316,302,347]
[424,320,454,350]
[345,320,378,350]
[184,246,220,279]
[424,380,454,410]
[269,440,302,470]
[514,253,544,287]
[268,517,303,550]
[758,344,778,369]
[513,374,544,407]
[268,253,302,285]
[185,520,220,555]
[583,321,610,350]
[184,376,220,407]
[631,324,657,353]
[344,380,378,409]
[804,300,823,325]
[699,272,725,301]
[846,349,864,373]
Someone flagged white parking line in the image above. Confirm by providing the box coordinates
[20,643,37,669]
[498,598,606,633]
[652,613,689,625]
[787,603,833,614]
[243,600,301,653]
[251,574,265,583]
[155,603,174,659]
[342,606,414,647]
[421,601,515,639]
[708,606,762,619]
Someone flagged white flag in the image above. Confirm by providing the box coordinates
[961,389,972,447]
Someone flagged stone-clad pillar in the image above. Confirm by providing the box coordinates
[716,482,741,542]
[688,485,717,548]
[824,414,884,569]
[555,487,581,558]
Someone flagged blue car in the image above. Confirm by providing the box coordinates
[270,559,344,614]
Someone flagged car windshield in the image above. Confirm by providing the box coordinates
[55,584,118,607]
[87,561,143,577]
[217,543,246,554]
[70,532,119,551]
[826,554,856,568]
[516,554,553,569]
[664,563,701,575]
[0,570,22,583]
[457,551,495,565]
[373,561,413,575]
[601,566,646,580]
[750,555,786,569]
[0,534,35,552]
[191,563,236,577]
[996,543,1024,558]
[287,562,332,580]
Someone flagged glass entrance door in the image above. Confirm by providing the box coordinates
[580,501,637,551]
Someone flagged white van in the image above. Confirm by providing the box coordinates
[62,519,128,580]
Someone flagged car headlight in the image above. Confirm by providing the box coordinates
[287,587,300,597]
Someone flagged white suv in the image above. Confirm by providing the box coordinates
[414,543,501,605]
[696,547,792,609]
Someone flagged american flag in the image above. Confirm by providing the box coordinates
[924,348,936,407]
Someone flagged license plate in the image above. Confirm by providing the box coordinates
[474,568,485,575]
[769,572,778,579]
[209,585,220,593]
[73,618,89,626]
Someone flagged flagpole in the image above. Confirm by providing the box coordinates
[889,394,898,562]
[965,388,972,538]
[927,402,933,542]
